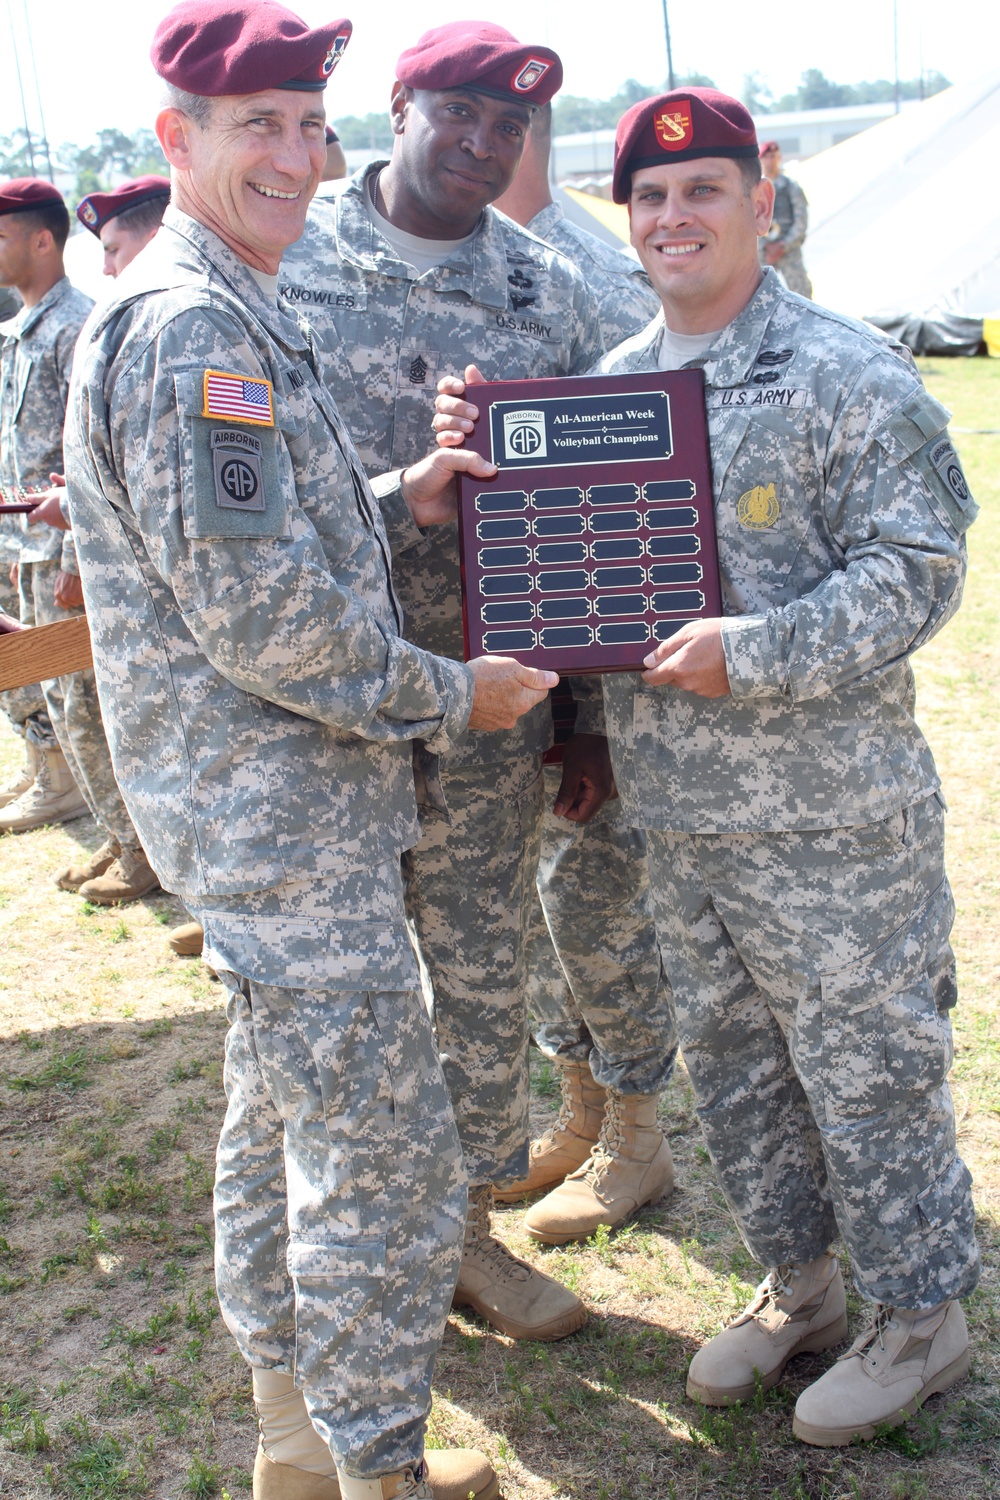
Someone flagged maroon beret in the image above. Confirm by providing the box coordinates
[759,139,780,155]
[396,21,562,108]
[613,88,759,203]
[76,176,171,236]
[0,177,65,218]
[151,1,352,95]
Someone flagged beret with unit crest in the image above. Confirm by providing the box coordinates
[396,21,562,108]
[77,176,171,235]
[151,0,352,96]
[613,88,759,202]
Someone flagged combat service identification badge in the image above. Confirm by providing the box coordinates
[655,102,693,152]
[202,370,274,426]
[737,483,780,529]
[212,429,266,512]
[512,58,552,93]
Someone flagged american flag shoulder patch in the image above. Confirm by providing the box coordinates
[202,369,275,426]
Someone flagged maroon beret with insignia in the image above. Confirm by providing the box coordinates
[396,21,562,108]
[612,88,759,203]
[759,140,780,155]
[76,176,171,236]
[151,1,352,95]
[0,177,65,218]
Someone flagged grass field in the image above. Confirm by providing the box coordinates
[0,357,997,1500]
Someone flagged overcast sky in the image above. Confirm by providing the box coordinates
[3,0,999,153]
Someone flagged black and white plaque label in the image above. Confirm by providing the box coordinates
[490,390,673,471]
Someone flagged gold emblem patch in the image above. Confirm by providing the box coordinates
[737,483,780,529]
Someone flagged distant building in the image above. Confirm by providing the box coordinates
[552,101,909,192]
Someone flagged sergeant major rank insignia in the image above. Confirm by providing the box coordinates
[212,430,266,512]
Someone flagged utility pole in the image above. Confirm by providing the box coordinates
[661,0,675,90]
[893,0,901,113]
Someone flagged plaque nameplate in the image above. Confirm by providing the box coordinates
[457,369,721,672]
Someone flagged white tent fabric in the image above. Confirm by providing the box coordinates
[796,71,1000,322]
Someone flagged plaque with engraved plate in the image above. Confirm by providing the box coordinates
[457,369,720,672]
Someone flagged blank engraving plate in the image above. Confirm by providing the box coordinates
[457,369,720,672]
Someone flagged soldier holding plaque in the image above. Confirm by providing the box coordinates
[437,86,979,1447]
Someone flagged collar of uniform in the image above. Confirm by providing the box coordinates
[160,205,310,355]
[527,201,564,240]
[6,275,72,342]
[334,161,508,310]
[693,267,784,388]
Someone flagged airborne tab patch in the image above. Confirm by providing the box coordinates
[202,370,274,426]
[212,429,265,511]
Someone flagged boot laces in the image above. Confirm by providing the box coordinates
[578,1092,625,1188]
[842,1303,895,1361]
[465,1189,530,1282]
[728,1264,797,1327]
[532,1069,583,1156]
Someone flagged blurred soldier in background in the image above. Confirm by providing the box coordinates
[758,139,812,297]
[76,175,171,277]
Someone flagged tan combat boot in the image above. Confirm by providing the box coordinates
[524,1091,674,1245]
[338,1454,499,1500]
[167,920,205,956]
[493,1060,607,1203]
[0,747,87,832]
[79,845,160,905]
[687,1253,848,1406]
[251,1369,499,1500]
[56,836,120,891]
[255,1447,499,1500]
[453,1185,587,1341]
[0,739,38,809]
[793,1299,970,1446]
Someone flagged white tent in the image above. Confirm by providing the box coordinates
[796,70,1000,327]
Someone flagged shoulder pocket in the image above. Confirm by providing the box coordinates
[174,370,291,540]
[875,390,978,535]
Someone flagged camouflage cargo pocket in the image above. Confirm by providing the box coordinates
[287,1237,386,1389]
[819,878,956,1128]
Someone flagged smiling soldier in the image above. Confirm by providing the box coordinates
[438,86,980,1447]
[280,21,621,1344]
[63,3,559,1498]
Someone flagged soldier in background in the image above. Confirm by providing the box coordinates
[438,85,979,1448]
[66,4,556,1498]
[321,123,348,181]
[0,178,161,898]
[758,139,812,297]
[76,175,171,277]
[490,102,677,1246]
[494,101,660,346]
[0,180,160,922]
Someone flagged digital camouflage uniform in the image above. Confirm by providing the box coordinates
[760,171,812,298]
[280,164,604,1183]
[65,208,476,1477]
[598,267,980,1308]
[523,200,676,1096]
[527,201,659,351]
[0,276,142,848]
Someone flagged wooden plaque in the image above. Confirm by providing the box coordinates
[0,616,93,690]
[457,369,720,672]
